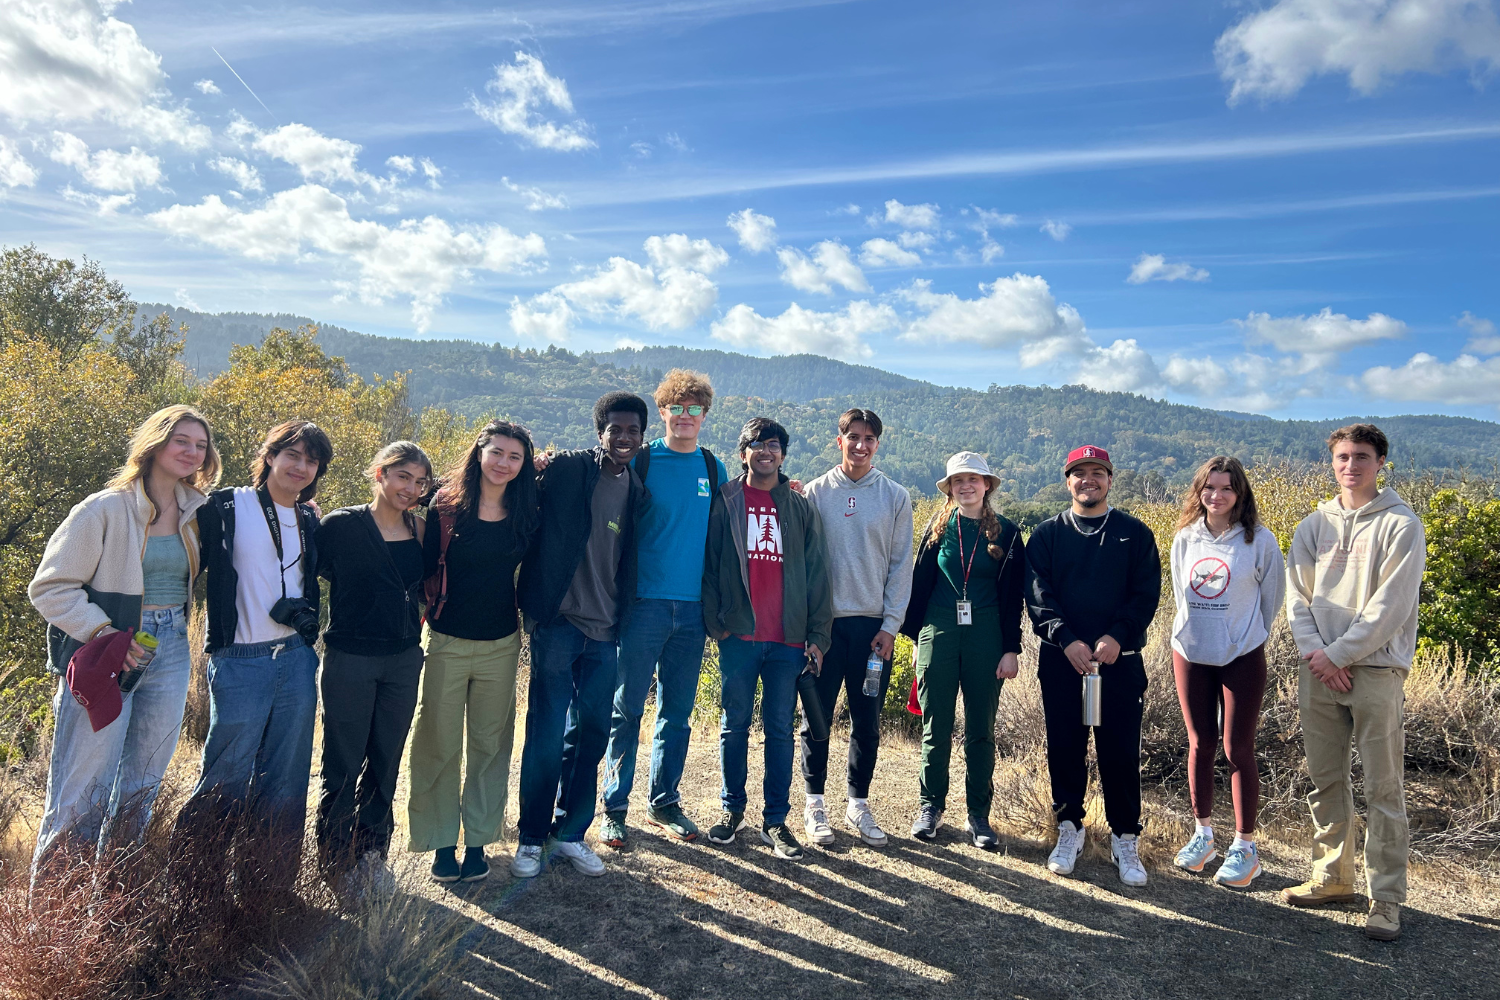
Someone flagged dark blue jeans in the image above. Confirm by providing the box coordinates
[602,599,706,815]
[517,620,617,846]
[718,636,803,827]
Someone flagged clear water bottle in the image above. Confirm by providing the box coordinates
[862,650,884,697]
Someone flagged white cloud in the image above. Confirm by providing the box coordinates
[859,238,921,268]
[508,291,575,342]
[663,132,688,151]
[882,198,939,230]
[1237,307,1406,360]
[711,301,898,361]
[972,208,1018,228]
[503,176,569,210]
[469,52,594,152]
[386,155,415,175]
[253,123,372,187]
[897,230,936,251]
[48,132,160,191]
[979,238,1005,263]
[61,184,134,215]
[419,158,441,187]
[1040,219,1072,241]
[1126,253,1210,284]
[631,141,653,158]
[1459,311,1500,354]
[208,155,263,193]
[1217,0,1500,104]
[194,79,221,95]
[0,136,38,189]
[148,185,546,332]
[643,233,729,274]
[1162,355,1232,395]
[1075,339,1164,395]
[173,287,201,310]
[1362,352,1500,405]
[727,208,777,252]
[898,273,1091,366]
[833,203,861,216]
[0,0,209,149]
[777,241,870,295]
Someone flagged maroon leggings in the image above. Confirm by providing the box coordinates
[1172,646,1267,835]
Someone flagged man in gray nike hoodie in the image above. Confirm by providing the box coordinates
[1282,424,1425,943]
[797,408,914,848]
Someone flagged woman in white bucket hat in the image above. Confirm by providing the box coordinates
[898,453,1025,847]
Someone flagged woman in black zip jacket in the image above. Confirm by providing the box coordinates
[313,440,432,894]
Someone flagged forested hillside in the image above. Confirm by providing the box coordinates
[146,304,1500,499]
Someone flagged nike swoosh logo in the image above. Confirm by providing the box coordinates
[844,512,857,517]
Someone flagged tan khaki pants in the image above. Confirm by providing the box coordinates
[1299,663,1408,903]
[405,626,521,852]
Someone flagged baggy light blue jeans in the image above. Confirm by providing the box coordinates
[32,606,192,881]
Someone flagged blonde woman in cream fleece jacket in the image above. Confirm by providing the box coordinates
[28,405,219,880]
[1281,424,1425,944]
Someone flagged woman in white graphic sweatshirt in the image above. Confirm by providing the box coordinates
[1168,456,1284,889]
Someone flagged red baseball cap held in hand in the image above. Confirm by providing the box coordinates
[66,628,133,733]
[1063,445,1113,476]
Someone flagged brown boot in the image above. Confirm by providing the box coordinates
[1365,900,1401,941]
[1281,880,1361,907]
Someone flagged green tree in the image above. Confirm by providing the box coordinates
[1420,489,1500,671]
[0,244,135,361]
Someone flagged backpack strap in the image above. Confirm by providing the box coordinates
[422,507,457,621]
[701,447,719,495]
[633,444,651,485]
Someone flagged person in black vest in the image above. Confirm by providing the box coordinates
[511,391,648,879]
[313,441,431,899]
[1026,445,1161,887]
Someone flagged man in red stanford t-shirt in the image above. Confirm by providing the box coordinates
[702,417,832,861]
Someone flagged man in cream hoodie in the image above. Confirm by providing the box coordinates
[1283,423,1425,942]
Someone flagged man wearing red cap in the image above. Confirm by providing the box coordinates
[1025,445,1161,886]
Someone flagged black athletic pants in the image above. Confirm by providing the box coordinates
[1038,642,1146,836]
[799,616,890,799]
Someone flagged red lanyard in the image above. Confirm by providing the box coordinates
[954,512,980,600]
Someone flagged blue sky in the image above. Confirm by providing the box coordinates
[2,0,1498,419]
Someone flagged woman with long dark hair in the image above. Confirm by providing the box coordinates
[900,452,1024,848]
[29,405,220,877]
[407,420,538,883]
[1169,455,1284,888]
[313,441,432,897]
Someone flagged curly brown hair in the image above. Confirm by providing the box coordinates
[1176,455,1260,544]
[653,368,714,410]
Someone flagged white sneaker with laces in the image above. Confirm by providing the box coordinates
[845,801,889,847]
[550,838,606,877]
[1048,822,1084,875]
[803,804,835,846]
[510,844,544,878]
[1111,833,1148,887]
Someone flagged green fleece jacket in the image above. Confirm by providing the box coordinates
[1286,487,1426,671]
[702,473,833,653]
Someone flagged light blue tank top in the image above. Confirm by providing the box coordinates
[142,533,190,606]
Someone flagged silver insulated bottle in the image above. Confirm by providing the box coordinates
[1081,663,1102,727]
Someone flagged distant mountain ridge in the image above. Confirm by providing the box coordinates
[146,304,1500,498]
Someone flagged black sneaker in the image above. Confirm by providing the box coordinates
[965,815,999,849]
[707,810,747,845]
[760,823,806,861]
[460,846,490,882]
[431,846,461,883]
[911,804,944,841]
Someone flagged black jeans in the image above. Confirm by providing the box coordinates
[316,644,423,871]
[1038,642,1147,836]
[799,616,890,799]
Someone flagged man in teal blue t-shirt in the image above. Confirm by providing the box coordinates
[599,370,728,847]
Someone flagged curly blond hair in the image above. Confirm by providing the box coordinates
[653,368,714,410]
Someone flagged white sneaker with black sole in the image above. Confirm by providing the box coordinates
[1048,822,1084,875]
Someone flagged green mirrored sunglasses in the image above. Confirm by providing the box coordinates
[667,404,704,416]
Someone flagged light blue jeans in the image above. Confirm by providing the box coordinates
[33,606,192,879]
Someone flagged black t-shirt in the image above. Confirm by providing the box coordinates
[388,538,423,590]
[424,514,522,641]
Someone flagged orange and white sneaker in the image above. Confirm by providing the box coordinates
[1213,844,1261,888]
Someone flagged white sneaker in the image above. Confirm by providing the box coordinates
[1048,822,1084,875]
[361,849,396,900]
[803,804,835,846]
[510,844,544,878]
[1111,833,1148,887]
[845,801,889,847]
[549,838,606,877]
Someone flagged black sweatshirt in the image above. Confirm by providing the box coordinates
[1025,507,1161,654]
[314,505,424,656]
[422,513,521,641]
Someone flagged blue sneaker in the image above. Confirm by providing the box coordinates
[1174,828,1218,872]
[1214,844,1262,888]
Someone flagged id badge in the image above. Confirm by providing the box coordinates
[956,600,973,625]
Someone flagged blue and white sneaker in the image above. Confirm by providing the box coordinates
[1214,844,1262,888]
[1174,828,1218,872]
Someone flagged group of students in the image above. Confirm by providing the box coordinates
[28,368,1425,943]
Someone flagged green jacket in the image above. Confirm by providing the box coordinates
[702,473,833,652]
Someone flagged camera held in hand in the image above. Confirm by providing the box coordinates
[270,596,320,644]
